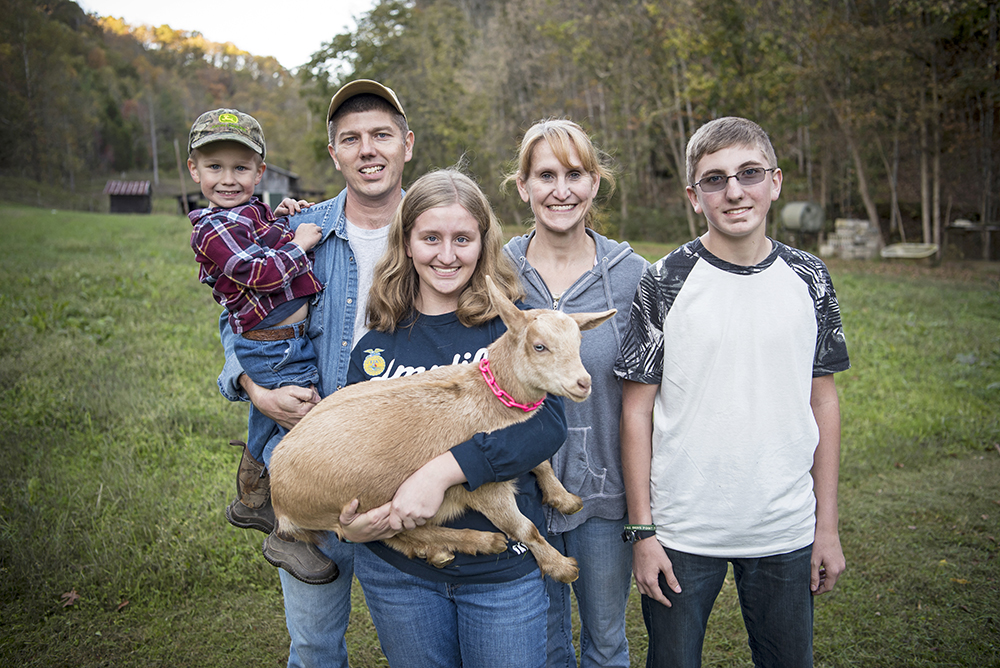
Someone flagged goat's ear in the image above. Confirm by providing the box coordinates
[485,275,526,329]
[570,308,616,332]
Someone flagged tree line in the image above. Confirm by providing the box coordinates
[0,0,320,197]
[2,0,996,248]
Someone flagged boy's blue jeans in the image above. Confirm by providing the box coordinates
[354,546,548,668]
[233,318,319,466]
[641,544,814,668]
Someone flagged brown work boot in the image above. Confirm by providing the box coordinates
[225,440,275,534]
[263,531,340,584]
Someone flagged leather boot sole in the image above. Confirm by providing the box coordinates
[226,498,276,534]
[262,532,340,585]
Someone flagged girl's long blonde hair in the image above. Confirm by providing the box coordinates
[366,169,524,332]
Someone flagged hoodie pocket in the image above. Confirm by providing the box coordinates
[554,427,607,499]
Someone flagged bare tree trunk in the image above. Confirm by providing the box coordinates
[678,61,698,239]
[819,80,884,245]
[920,88,931,243]
[618,179,628,241]
[656,111,696,240]
[149,92,159,186]
[820,153,828,214]
[930,51,941,258]
[174,138,189,215]
[66,137,75,193]
[803,102,814,201]
[21,20,42,182]
[982,3,997,255]
[876,136,904,243]
[876,104,905,242]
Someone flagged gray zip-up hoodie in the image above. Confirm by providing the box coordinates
[504,230,650,534]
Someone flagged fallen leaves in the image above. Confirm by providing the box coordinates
[59,590,129,613]
[60,589,80,607]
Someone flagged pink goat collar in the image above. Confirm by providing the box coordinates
[479,358,545,412]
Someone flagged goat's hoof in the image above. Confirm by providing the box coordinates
[546,493,583,515]
[543,557,580,584]
[427,550,456,568]
[485,533,509,554]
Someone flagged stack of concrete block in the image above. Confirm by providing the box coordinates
[818,218,882,259]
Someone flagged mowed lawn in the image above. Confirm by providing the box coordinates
[0,203,997,667]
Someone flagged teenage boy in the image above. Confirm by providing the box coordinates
[186,108,337,585]
[217,80,413,668]
[615,116,850,668]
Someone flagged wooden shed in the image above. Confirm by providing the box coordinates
[104,180,152,214]
[257,165,299,210]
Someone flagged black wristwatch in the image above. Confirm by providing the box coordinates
[621,524,657,543]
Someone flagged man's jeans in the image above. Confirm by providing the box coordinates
[354,546,548,668]
[280,534,356,668]
[641,544,814,668]
[546,516,632,667]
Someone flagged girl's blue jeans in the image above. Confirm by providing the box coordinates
[354,545,548,668]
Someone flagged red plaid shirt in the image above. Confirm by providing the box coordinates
[189,198,323,334]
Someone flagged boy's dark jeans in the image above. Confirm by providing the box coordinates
[641,544,814,668]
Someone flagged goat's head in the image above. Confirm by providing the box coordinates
[485,276,616,402]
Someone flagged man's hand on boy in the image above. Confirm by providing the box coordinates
[810,529,846,595]
[292,223,323,252]
[339,498,397,543]
[632,536,682,608]
[240,375,320,430]
[274,198,314,216]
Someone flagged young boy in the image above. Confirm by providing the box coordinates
[187,108,337,584]
[615,116,850,667]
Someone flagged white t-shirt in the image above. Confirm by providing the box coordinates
[345,220,390,348]
[615,238,850,558]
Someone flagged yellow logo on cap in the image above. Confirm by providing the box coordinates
[218,112,239,124]
[362,348,386,377]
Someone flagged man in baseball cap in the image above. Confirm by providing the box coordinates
[327,78,406,122]
[216,81,413,667]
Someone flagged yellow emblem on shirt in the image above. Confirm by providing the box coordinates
[362,348,386,377]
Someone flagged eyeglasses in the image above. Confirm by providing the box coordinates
[691,167,775,193]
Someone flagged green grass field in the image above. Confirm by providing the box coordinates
[0,203,997,667]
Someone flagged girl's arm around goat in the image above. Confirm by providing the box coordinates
[338,313,568,545]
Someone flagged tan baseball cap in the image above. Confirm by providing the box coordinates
[188,108,266,159]
[326,79,406,122]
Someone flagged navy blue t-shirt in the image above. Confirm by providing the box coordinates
[347,310,567,584]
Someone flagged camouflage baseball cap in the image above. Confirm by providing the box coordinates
[188,108,266,159]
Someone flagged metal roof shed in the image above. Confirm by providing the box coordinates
[104,180,152,214]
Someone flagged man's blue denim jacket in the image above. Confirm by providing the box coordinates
[217,187,567,491]
[219,188,361,400]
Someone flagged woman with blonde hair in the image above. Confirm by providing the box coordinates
[504,120,649,668]
[340,168,567,668]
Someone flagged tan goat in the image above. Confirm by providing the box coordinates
[269,276,615,583]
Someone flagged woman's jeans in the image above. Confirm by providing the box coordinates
[641,544,814,668]
[354,546,548,668]
[546,516,633,667]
